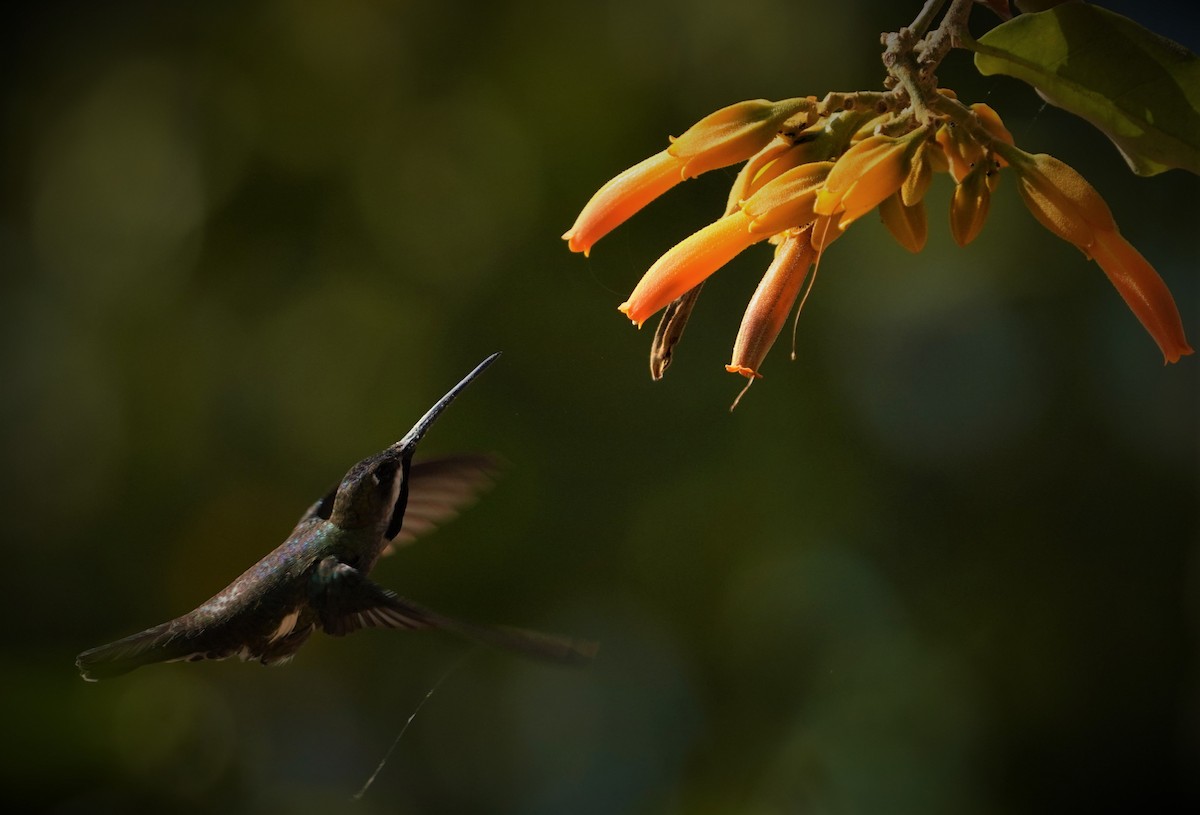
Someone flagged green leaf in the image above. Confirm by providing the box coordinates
[972,3,1200,176]
[1014,0,1071,12]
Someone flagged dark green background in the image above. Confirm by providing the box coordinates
[4,1,1196,812]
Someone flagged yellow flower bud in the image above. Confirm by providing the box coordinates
[730,111,878,213]
[739,161,834,235]
[814,127,928,229]
[618,210,764,327]
[969,103,1014,166]
[724,135,798,215]
[726,230,816,379]
[926,140,950,174]
[809,213,848,253]
[949,162,993,247]
[878,191,927,253]
[901,141,935,206]
[935,122,983,184]
[563,149,686,256]
[668,97,815,178]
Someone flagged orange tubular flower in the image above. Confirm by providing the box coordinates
[725,135,800,214]
[619,210,763,327]
[739,161,834,235]
[668,97,815,177]
[815,128,928,229]
[564,97,813,257]
[996,143,1192,363]
[562,149,686,256]
[1090,230,1193,363]
[998,146,1112,248]
[566,84,1192,388]
[727,230,816,379]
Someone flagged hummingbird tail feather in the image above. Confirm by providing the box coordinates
[76,624,192,682]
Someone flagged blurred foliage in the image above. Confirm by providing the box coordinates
[2,1,1196,813]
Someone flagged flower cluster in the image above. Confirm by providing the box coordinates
[563,93,1192,395]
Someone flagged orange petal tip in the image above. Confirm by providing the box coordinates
[1165,344,1194,365]
[562,230,592,256]
[617,302,644,328]
[724,364,762,379]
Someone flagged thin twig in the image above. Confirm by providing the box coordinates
[881,0,975,125]
[921,0,977,68]
[910,0,949,37]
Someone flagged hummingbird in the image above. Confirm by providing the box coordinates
[77,353,596,681]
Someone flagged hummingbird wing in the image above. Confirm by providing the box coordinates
[382,453,498,552]
[312,557,597,664]
[313,557,433,635]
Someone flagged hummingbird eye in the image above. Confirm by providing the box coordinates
[373,460,399,487]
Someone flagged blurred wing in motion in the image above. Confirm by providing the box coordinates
[288,453,498,549]
[383,453,499,552]
[313,556,597,664]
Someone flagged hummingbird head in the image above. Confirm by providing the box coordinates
[329,353,500,534]
[329,453,405,532]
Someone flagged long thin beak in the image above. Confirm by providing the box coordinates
[394,353,500,454]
